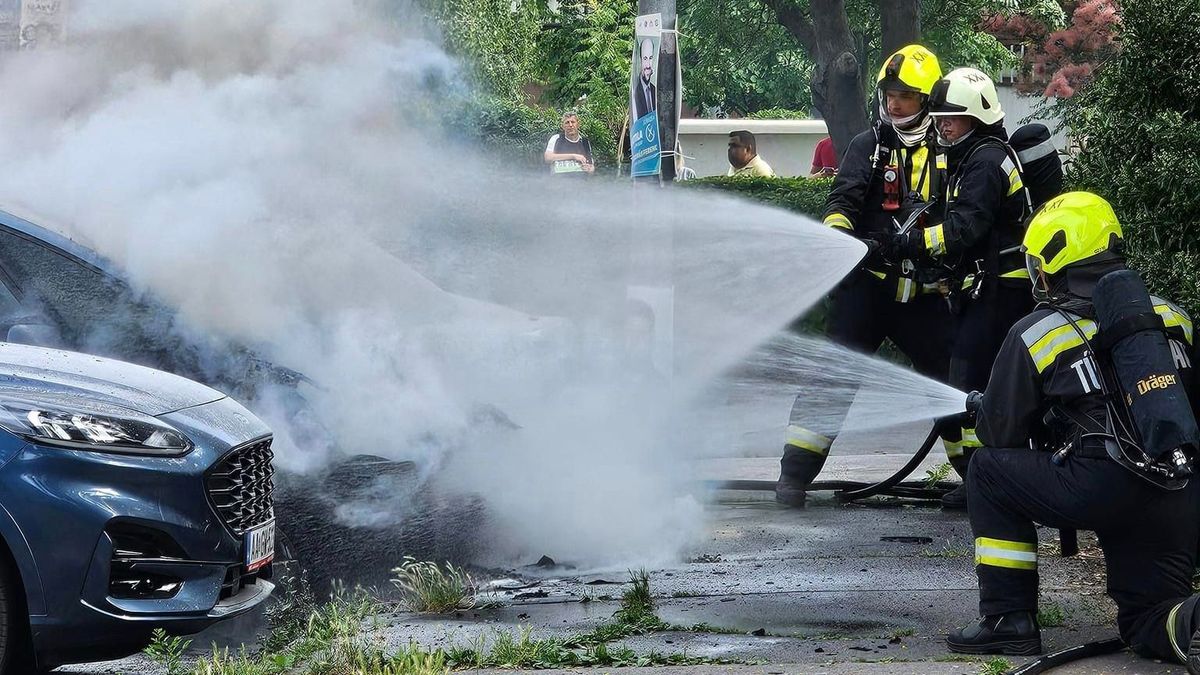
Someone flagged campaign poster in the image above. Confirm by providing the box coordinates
[629,13,661,178]
[20,0,67,50]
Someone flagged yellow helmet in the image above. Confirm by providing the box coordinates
[876,45,942,96]
[1023,192,1124,280]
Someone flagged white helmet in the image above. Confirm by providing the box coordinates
[928,67,1004,126]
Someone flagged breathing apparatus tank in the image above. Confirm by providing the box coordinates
[1093,270,1199,481]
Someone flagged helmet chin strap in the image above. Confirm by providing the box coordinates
[877,96,932,147]
[937,127,975,147]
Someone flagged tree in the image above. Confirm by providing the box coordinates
[678,0,814,115]
[423,0,546,101]
[681,0,1020,156]
[1057,0,1200,314]
[983,0,1119,98]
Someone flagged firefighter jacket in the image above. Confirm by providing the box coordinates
[822,122,946,301]
[977,297,1198,450]
[823,122,944,237]
[920,125,1029,285]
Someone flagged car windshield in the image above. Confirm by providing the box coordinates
[0,213,259,394]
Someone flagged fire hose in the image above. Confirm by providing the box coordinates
[709,419,954,502]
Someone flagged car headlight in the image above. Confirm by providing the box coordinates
[0,398,192,456]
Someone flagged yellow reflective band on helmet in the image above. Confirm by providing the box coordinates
[825,213,853,231]
[786,425,832,456]
[1028,319,1099,373]
[1155,303,1195,345]
[975,537,1037,570]
[1168,602,1188,663]
[961,427,981,449]
[924,224,946,256]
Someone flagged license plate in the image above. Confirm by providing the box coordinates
[244,518,275,572]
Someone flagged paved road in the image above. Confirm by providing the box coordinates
[61,449,1184,674]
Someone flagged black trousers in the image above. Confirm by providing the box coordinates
[968,446,1200,661]
[950,281,1034,395]
[782,269,956,480]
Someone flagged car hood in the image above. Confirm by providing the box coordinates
[0,342,225,416]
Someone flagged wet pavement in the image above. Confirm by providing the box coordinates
[60,433,1185,673]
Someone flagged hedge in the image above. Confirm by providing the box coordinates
[680,175,832,219]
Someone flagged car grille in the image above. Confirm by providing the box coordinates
[206,437,275,535]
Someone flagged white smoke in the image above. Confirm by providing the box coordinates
[0,0,863,567]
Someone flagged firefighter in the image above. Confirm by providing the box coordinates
[891,67,1034,508]
[776,44,957,508]
[946,192,1200,667]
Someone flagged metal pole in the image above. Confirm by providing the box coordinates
[638,0,677,183]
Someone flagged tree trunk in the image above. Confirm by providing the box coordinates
[878,0,921,60]
[809,0,867,158]
[758,0,923,157]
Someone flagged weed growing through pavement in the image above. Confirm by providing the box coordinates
[391,556,476,613]
[260,564,316,654]
[1037,601,1068,627]
[922,539,972,558]
[924,462,953,488]
[980,656,1013,674]
[143,628,191,675]
[189,568,744,673]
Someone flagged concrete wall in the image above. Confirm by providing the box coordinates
[677,119,829,178]
[678,92,1068,179]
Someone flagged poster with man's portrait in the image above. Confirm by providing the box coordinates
[629,13,661,178]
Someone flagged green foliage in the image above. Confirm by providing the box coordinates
[745,107,810,119]
[980,657,1014,674]
[681,176,832,218]
[260,565,317,654]
[539,0,636,114]
[391,556,476,613]
[1037,601,1067,627]
[1056,0,1200,316]
[923,461,954,488]
[143,628,191,675]
[426,0,544,101]
[447,95,619,169]
[678,0,813,115]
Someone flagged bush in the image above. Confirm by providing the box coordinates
[445,95,619,171]
[744,107,810,120]
[1057,0,1200,316]
[679,175,832,218]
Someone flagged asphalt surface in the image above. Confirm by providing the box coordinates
[60,427,1187,674]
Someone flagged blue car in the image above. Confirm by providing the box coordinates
[0,341,276,671]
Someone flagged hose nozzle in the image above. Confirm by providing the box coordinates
[965,390,983,415]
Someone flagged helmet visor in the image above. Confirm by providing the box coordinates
[1025,252,1041,283]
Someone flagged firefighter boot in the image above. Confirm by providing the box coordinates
[942,450,974,510]
[776,445,828,508]
[947,611,1041,656]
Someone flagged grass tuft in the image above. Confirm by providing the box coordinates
[143,628,191,675]
[391,556,476,613]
